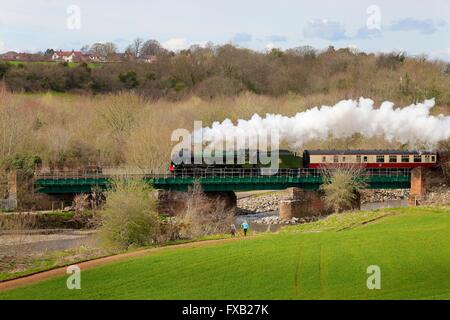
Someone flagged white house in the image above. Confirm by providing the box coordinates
[52,50,85,63]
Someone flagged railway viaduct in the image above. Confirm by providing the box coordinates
[7,167,427,219]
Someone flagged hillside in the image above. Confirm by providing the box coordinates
[1,206,449,300]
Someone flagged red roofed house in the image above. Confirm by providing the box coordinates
[52,50,87,63]
[0,51,20,61]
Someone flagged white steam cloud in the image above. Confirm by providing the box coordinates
[200,98,450,149]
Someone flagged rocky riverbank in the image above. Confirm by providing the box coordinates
[421,184,450,205]
[237,193,281,214]
[237,186,449,226]
[359,189,410,204]
[252,215,321,225]
[237,189,413,215]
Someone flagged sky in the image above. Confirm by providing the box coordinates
[1,0,450,60]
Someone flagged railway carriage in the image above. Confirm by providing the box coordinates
[169,148,439,174]
[303,150,438,169]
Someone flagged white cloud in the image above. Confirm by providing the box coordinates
[232,33,252,43]
[265,42,275,51]
[388,18,444,35]
[190,41,208,48]
[347,44,359,54]
[162,38,189,52]
[430,47,450,58]
[0,41,8,53]
[304,19,347,41]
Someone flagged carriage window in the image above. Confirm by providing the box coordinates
[333,156,339,163]
[356,156,362,163]
[402,155,410,163]
[363,156,368,163]
[322,156,327,163]
[425,155,430,162]
[376,155,385,163]
[414,155,421,163]
[342,156,346,162]
[389,155,397,163]
[431,156,436,162]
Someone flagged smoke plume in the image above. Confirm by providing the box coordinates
[200,98,450,149]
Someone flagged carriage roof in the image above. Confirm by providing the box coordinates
[305,150,436,156]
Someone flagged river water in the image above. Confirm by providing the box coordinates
[1,200,411,255]
[235,199,410,234]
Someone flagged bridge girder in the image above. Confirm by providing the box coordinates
[34,171,412,194]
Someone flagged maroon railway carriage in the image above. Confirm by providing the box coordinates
[303,150,438,169]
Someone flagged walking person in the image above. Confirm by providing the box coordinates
[241,221,249,237]
[230,224,237,237]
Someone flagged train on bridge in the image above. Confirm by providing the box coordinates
[170,149,441,175]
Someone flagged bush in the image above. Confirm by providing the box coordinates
[0,212,93,230]
[99,179,160,249]
[2,154,42,174]
[178,184,235,239]
[320,165,367,213]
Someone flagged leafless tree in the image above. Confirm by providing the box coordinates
[320,164,368,214]
[178,183,235,238]
[140,40,166,57]
[125,38,144,59]
[90,42,117,58]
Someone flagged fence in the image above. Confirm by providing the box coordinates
[35,168,412,181]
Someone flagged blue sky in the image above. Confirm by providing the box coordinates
[1,0,450,60]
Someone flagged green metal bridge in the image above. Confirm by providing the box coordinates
[34,168,412,194]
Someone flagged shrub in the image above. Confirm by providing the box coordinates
[73,194,90,212]
[320,165,367,213]
[99,179,160,249]
[1,154,42,174]
[178,184,235,239]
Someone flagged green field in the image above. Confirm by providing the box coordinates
[5,60,101,68]
[1,206,449,300]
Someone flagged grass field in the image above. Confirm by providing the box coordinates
[1,206,449,300]
[5,60,101,68]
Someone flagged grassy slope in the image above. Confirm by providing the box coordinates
[1,206,449,300]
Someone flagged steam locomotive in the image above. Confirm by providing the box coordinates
[169,149,440,174]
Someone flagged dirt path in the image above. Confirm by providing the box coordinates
[0,236,249,293]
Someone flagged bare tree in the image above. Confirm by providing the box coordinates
[80,45,90,54]
[178,183,235,238]
[140,40,166,57]
[90,42,117,58]
[320,164,368,214]
[73,194,90,212]
[125,38,144,59]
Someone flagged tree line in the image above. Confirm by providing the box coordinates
[1,43,450,104]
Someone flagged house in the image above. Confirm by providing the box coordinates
[140,55,158,64]
[0,51,20,61]
[17,53,48,62]
[0,51,48,62]
[88,54,105,62]
[52,50,87,63]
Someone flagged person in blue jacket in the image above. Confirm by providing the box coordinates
[241,221,249,237]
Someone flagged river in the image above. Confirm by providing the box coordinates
[235,199,410,234]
